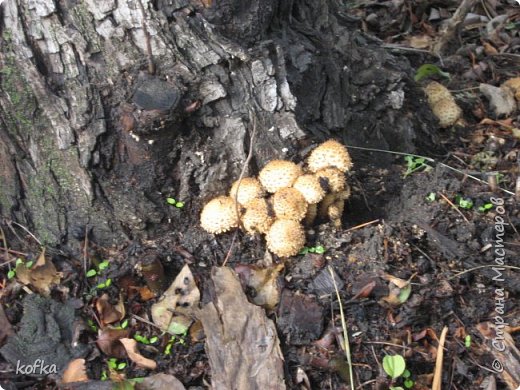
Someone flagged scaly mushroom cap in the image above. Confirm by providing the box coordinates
[229,177,265,205]
[200,196,239,234]
[293,174,325,204]
[259,160,303,193]
[432,98,462,128]
[266,219,306,257]
[272,187,308,221]
[241,198,274,235]
[315,168,346,193]
[424,81,454,106]
[503,77,520,101]
[307,140,352,173]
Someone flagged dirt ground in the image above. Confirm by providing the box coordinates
[1,1,519,389]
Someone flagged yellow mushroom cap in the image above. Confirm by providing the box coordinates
[503,77,520,101]
[432,98,462,128]
[315,168,346,193]
[200,196,239,234]
[229,177,266,205]
[259,160,303,193]
[266,219,306,257]
[307,140,352,173]
[272,187,308,221]
[424,81,454,106]
[241,198,274,235]
[293,174,325,204]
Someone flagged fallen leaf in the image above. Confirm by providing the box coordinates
[96,294,125,326]
[135,373,186,390]
[408,35,432,49]
[62,358,88,383]
[15,248,62,296]
[120,338,157,370]
[151,265,200,334]
[96,328,130,358]
[235,263,284,309]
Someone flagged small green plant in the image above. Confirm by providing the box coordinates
[7,258,34,280]
[426,192,436,202]
[478,202,493,212]
[454,195,473,210]
[164,331,188,355]
[383,354,406,379]
[465,335,472,348]
[414,64,450,82]
[166,197,185,208]
[402,369,414,388]
[403,156,431,177]
[7,269,16,279]
[107,358,127,371]
[87,318,98,332]
[299,245,326,255]
[134,333,158,345]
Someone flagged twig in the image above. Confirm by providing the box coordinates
[329,265,355,388]
[344,144,515,196]
[0,227,10,269]
[432,326,449,390]
[448,264,520,280]
[137,0,155,75]
[222,112,257,267]
[438,192,470,224]
[344,219,380,233]
[433,0,478,55]
[7,220,42,246]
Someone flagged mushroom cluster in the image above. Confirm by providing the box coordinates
[200,140,353,257]
[423,81,462,128]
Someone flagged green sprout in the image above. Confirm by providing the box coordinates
[414,64,450,82]
[454,195,473,210]
[166,197,185,208]
[98,260,110,271]
[87,319,98,332]
[100,370,108,381]
[7,270,16,279]
[86,269,97,278]
[403,155,431,177]
[107,358,126,371]
[478,203,493,212]
[402,369,414,388]
[465,335,472,348]
[383,354,406,379]
[299,245,326,255]
[426,192,436,202]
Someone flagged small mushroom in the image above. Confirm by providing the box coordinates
[259,160,303,193]
[307,140,353,173]
[241,198,274,235]
[432,98,462,128]
[266,219,306,257]
[272,187,308,221]
[293,174,326,204]
[200,196,239,234]
[423,81,453,106]
[315,168,346,193]
[229,177,265,205]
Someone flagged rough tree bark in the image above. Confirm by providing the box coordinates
[0,0,437,256]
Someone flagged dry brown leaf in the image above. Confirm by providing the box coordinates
[120,338,157,370]
[235,263,284,309]
[408,35,432,49]
[151,265,200,334]
[381,273,409,289]
[96,328,130,358]
[62,358,88,383]
[15,248,62,296]
[96,293,125,326]
[483,42,498,56]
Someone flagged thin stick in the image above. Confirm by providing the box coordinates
[222,113,257,267]
[7,220,42,246]
[344,219,380,233]
[344,144,515,196]
[448,264,520,280]
[433,0,478,55]
[437,192,470,224]
[329,265,355,388]
[432,326,449,390]
[0,227,10,269]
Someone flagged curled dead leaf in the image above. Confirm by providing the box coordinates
[96,328,130,358]
[151,265,200,334]
[62,358,88,383]
[120,338,157,370]
[15,248,62,296]
[96,293,125,326]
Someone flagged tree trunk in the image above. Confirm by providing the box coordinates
[0,0,437,255]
